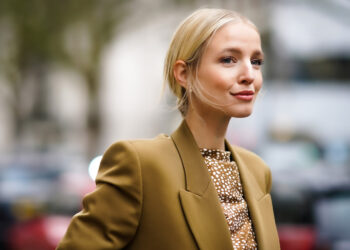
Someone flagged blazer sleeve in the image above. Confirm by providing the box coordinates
[57,141,142,250]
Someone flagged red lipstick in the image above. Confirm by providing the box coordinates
[231,90,254,101]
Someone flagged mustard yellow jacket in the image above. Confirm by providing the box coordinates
[57,120,280,250]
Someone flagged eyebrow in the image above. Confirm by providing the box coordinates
[221,47,264,58]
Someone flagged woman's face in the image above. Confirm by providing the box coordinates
[191,21,263,118]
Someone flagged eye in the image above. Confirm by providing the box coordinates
[220,56,237,64]
[251,59,264,66]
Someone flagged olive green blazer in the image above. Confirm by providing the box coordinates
[57,120,280,250]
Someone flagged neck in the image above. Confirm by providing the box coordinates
[184,107,230,151]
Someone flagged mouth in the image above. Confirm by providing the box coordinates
[231,90,255,101]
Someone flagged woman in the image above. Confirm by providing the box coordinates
[57,8,280,250]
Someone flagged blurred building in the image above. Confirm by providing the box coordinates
[0,0,349,249]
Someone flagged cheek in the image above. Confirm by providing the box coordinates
[208,68,234,90]
[254,73,263,93]
[198,68,227,90]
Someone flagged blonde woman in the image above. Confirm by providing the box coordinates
[58,8,280,250]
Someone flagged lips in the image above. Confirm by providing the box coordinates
[231,90,255,101]
[233,90,254,95]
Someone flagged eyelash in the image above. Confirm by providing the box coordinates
[221,57,236,64]
[220,57,264,66]
[251,59,264,66]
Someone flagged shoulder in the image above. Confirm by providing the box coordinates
[102,134,175,161]
[98,134,176,177]
[97,133,184,194]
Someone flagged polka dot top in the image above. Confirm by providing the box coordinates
[200,148,257,250]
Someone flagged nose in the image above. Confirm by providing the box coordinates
[238,63,254,85]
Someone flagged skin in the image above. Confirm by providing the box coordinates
[174,21,264,150]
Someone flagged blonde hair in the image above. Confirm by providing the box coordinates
[163,8,257,116]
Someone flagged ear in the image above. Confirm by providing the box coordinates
[173,60,189,89]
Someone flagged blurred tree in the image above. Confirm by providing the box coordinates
[0,0,128,156]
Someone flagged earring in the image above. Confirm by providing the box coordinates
[188,84,192,93]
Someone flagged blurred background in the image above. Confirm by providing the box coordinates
[0,0,349,249]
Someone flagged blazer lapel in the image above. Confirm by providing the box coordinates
[226,142,279,250]
[171,120,233,250]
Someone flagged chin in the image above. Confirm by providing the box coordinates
[233,113,252,118]
[229,107,254,118]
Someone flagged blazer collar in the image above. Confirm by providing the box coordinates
[171,119,211,196]
[171,120,233,250]
[225,142,265,201]
[171,120,264,199]
[225,142,274,249]
[171,120,274,249]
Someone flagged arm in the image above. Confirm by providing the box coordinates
[57,141,142,249]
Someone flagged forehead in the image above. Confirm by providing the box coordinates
[206,22,262,53]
